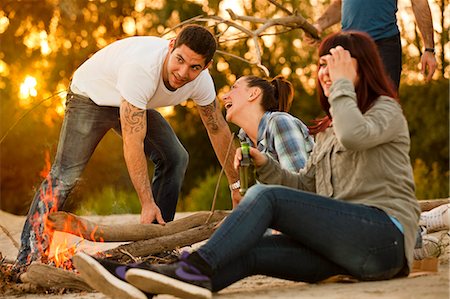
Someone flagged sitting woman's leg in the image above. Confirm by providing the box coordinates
[197,184,405,287]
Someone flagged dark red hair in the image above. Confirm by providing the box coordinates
[309,31,398,135]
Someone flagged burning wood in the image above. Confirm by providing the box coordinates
[24,211,229,290]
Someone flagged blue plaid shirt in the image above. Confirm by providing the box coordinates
[238,111,314,171]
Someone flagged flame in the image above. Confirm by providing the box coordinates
[29,150,105,271]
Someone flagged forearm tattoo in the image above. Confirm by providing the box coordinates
[200,102,219,131]
[122,101,146,134]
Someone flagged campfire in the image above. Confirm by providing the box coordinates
[28,150,106,271]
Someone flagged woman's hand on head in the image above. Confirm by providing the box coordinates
[325,46,358,85]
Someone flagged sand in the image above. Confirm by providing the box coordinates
[1,210,448,299]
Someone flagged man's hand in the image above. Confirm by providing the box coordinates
[304,24,322,46]
[421,51,437,81]
[140,202,165,225]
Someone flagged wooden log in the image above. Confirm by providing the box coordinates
[101,220,221,263]
[24,262,94,292]
[47,210,229,242]
[419,199,449,212]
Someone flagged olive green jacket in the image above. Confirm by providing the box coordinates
[257,78,420,272]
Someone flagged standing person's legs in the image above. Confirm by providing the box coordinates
[16,93,119,267]
[197,184,405,290]
[376,34,402,91]
[143,109,188,222]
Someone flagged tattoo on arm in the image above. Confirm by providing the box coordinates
[121,100,146,134]
[199,101,219,131]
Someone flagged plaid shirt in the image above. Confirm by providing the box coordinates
[238,111,314,171]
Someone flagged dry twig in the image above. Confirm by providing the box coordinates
[161,0,318,76]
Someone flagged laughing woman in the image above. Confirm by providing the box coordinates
[222,75,314,205]
[74,31,420,299]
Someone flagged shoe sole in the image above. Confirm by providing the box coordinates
[73,253,147,299]
[126,268,212,299]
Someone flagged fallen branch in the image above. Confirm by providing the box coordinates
[0,223,19,249]
[158,0,319,76]
[23,262,93,292]
[47,210,229,242]
[419,199,450,212]
[100,220,221,263]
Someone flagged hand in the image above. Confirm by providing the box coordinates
[325,46,358,85]
[233,147,268,170]
[140,202,166,225]
[304,23,322,46]
[421,51,437,81]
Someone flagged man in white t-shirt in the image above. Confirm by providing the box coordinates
[14,25,239,271]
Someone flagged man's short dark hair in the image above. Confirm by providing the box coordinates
[174,25,217,64]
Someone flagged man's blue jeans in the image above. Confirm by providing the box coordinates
[197,184,406,292]
[16,91,188,265]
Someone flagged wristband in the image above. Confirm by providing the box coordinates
[424,48,435,54]
[229,180,241,191]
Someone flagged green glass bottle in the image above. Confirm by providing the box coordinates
[239,141,256,195]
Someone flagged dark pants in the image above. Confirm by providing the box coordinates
[376,34,402,91]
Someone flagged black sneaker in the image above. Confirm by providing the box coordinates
[126,251,212,299]
[73,252,154,299]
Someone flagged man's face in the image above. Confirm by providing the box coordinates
[162,40,211,91]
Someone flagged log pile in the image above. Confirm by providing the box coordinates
[24,210,229,291]
[20,198,450,291]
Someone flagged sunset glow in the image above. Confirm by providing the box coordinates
[19,75,38,103]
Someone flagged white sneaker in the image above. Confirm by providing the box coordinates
[419,204,450,233]
[413,235,441,260]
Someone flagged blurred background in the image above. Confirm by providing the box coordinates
[0,0,448,216]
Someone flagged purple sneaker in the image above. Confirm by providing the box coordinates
[73,252,153,299]
[126,251,212,299]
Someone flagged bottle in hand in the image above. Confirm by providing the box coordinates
[239,141,256,195]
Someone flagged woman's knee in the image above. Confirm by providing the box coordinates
[240,184,272,206]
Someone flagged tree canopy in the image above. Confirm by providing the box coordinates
[0,0,448,215]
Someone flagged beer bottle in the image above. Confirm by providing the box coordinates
[239,141,256,195]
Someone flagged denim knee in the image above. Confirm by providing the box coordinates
[239,184,271,206]
[172,147,189,175]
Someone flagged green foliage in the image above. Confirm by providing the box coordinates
[401,79,449,167]
[180,169,232,212]
[1,0,448,215]
[75,186,141,216]
[401,79,449,199]
[413,159,449,199]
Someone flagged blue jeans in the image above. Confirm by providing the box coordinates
[197,184,406,292]
[376,34,402,91]
[16,91,188,265]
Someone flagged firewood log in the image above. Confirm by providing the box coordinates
[47,210,229,242]
[101,220,221,263]
[419,199,450,212]
[24,262,94,292]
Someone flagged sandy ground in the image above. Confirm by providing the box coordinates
[1,210,449,299]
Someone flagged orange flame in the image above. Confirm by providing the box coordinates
[31,150,105,270]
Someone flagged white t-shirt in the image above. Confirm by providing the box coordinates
[71,36,216,109]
